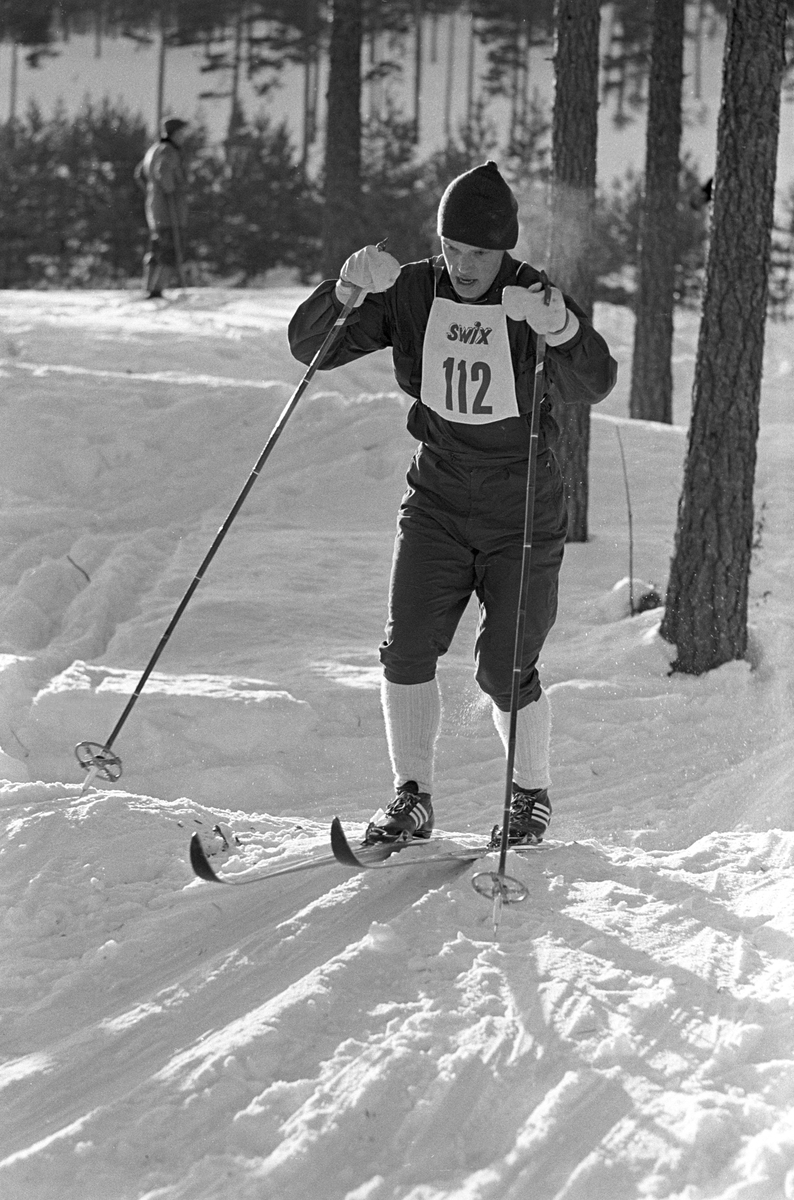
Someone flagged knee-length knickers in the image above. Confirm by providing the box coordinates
[379,443,568,711]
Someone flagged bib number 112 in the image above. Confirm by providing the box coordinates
[443,357,492,415]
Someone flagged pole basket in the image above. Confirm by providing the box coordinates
[75,741,123,782]
[470,871,528,904]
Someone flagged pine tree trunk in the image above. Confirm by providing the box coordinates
[9,41,19,123]
[321,0,363,279]
[226,7,244,146]
[300,0,322,169]
[548,0,600,543]
[413,0,423,142]
[156,11,167,129]
[660,0,786,675]
[466,10,476,134]
[443,12,456,142]
[94,3,103,58]
[693,0,705,100]
[629,0,685,423]
[302,57,312,169]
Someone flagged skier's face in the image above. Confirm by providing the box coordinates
[441,239,504,300]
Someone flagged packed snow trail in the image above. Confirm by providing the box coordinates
[1,289,793,1199]
[0,811,476,1180]
[3,788,794,1199]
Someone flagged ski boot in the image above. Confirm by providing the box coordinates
[490,785,552,847]
[363,781,434,845]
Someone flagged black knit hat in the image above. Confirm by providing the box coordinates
[161,117,188,138]
[437,161,519,250]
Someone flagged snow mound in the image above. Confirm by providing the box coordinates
[22,662,318,804]
[596,576,663,621]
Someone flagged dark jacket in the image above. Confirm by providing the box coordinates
[288,253,617,461]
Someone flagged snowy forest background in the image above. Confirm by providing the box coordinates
[0,0,792,306]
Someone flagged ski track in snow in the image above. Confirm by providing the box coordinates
[1,289,793,1200]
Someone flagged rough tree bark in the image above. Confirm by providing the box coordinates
[629,0,685,424]
[660,0,786,674]
[548,0,600,542]
[321,0,363,279]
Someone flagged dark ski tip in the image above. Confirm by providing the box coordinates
[330,816,365,867]
[189,831,224,883]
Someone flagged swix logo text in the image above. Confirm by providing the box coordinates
[447,321,492,345]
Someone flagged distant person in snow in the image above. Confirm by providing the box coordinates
[134,117,189,298]
[288,162,617,847]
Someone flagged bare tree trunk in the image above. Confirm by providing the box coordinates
[302,55,313,169]
[508,16,522,151]
[94,2,103,58]
[9,40,19,122]
[466,8,476,134]
[366,30,378,123]
[660,0,786,675]
[321,0,363,278]
[548,0,600,543]
[693,0,705,100]
[226,6,244,145]
[610,17,628,129]
[413,0,423,142]
[443,11,456,142]
[519,25,529,131]
[600,2,614,102]
[156,11,167,128]
[429,11,438,63]
[628,0,685,423]
[300,0,322,170]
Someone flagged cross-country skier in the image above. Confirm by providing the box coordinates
[134,117,189,298]
[288,161,617,846]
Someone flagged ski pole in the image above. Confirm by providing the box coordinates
[615,425,635,616]
[75,281,365,792]
[472,272,552,931]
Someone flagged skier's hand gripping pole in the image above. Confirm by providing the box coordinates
[75,264,378,793]
[471,271,553,932]
[335,241,401,307]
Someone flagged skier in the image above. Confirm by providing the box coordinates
[134,117,189,298]
[288,161,617,846]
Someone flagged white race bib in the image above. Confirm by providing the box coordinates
[420,296,519,424]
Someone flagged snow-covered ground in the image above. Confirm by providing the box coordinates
[1,286,792,1200]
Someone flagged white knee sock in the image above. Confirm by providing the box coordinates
[381,679,441,795]
[491,689,551,790]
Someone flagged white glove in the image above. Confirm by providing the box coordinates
[502,282,579,344]
[336,244,401,307]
